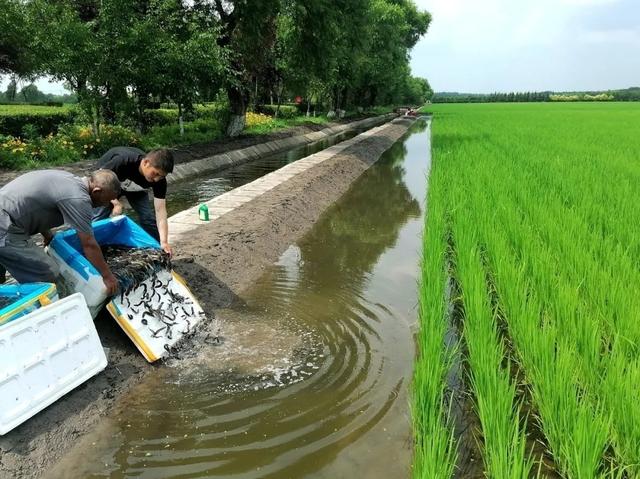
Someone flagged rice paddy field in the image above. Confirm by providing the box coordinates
[413,102,640,478]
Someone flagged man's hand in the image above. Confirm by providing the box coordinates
[111,199,123,216]
[77,231,119,296]
[102,273,119,296]
[161,242,172,258]
[42,230,54,246]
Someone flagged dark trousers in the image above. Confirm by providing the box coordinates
[0,231,60,283]
[93,190,159,241]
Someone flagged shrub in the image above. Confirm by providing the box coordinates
[245,111,274,128]
[58,124,141,158]
[144,102,230,128]
[0,105,77,137]
[256,104,298,119]
[0,133,79,169]
[141,117,224,149]
[144,108,179,127]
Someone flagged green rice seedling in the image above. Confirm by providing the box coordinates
[421,102,640,477]
[412,142,457,479]
[451,215,535,478]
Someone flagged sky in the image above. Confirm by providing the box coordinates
[410,0,640,93]
[2,0,639,95]
[0,76,69,96]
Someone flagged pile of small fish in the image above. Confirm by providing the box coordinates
[101,244,206,360]
[101,244,172,292]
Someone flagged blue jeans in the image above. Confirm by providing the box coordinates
[93,190,159,241]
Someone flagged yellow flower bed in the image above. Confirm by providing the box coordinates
[245,111,273,128]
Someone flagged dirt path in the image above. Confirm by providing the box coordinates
[0,117,415,479]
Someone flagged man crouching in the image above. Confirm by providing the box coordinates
[0,169,121,295]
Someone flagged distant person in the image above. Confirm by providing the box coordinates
[93,147,174,256]
[0,170,121,294]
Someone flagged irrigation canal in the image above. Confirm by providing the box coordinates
[167,126,368,217]
[46,118,431,478]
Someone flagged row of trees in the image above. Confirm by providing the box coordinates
[433,91,551,103]
[1,0,432,136]
[0,80,77,104]
[433,87,640,103]
[549,93,614,102]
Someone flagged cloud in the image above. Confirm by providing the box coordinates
[580,28,640,45]
[559,0,620,5]
[410,0,640,92]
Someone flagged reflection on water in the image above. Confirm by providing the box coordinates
[46,120,431,479]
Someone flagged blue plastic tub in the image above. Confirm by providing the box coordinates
[0,283,58,326]
[47,215,160,317]
[49,215,160,280]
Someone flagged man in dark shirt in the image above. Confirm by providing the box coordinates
[0,169,121,294]
[94,147,174,256]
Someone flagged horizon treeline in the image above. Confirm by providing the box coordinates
[433,87,640,103]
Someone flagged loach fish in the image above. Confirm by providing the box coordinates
[100,244,171,291]
[102,244,204,357]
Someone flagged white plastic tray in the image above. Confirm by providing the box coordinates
[0,293,107,435]
[106,270,205,363]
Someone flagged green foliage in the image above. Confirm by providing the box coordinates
[57,123,141,158]
[0,104,77,137]
[613,87,640,101]
[433,88,638,104]
[433,91,552,103]
[141,102,230,128]
[255,104,298,119]
[0,133,78,169]
[550,93,614,101]
[141,118,224,150]
[144,108,180,127]
[0,0,35,75]
[8,0,431,138]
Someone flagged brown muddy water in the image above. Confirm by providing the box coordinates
[45,119,431,478]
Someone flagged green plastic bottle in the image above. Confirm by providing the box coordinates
[198,203,210,221]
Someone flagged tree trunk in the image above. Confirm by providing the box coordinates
[92,103,101,137]
[226,86,246,137]
[178,103,184,136]
[253,76,258,110]
[275,81,283,118]
[103,83,117,124]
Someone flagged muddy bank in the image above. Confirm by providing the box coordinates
[0,117,415,479]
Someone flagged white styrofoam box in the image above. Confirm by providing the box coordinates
[46,215,162,319]
[106,270,206,363]
[46,245,108,318]
[0,293,107,435]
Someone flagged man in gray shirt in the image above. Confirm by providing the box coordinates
[0,170,121,295]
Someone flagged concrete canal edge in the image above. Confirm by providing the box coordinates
[168,115,408,243]
[0,115,418,479]
[167,113,397,183]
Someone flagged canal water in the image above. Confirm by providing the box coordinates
[46,119,431,479]
[167,128,367,217]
